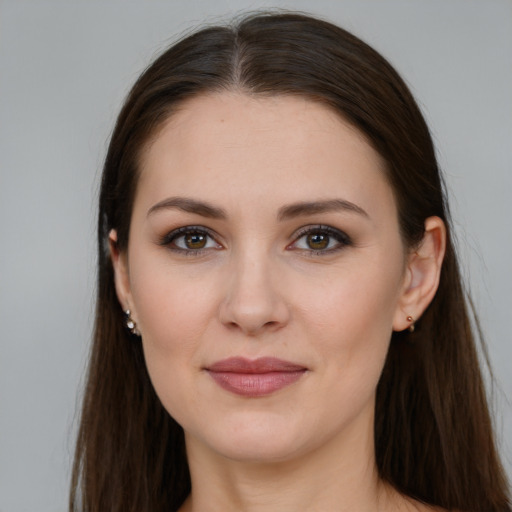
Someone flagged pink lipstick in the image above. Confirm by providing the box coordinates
[206,357,307,397]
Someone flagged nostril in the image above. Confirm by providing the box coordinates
[218,268,291,335]
[235,319,285,337]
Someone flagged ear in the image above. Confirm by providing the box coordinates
[109,229,133,313]
[393,216,446,332]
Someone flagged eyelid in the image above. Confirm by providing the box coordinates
[157,224,350,256]
[288,224,352,254]
[158,225,223,253]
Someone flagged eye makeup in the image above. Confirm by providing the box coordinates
[158,225,222,256]
[156,222,352,258]
[288,224,352,256]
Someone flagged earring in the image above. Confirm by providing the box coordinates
[406,315,415,333]
[124,309,141,336]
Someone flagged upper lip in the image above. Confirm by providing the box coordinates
[206,357,307,373]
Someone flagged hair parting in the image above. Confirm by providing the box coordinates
[71,12,511,512]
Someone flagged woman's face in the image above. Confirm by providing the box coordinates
[114,93,412,462]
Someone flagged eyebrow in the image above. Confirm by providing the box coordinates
[147,197,227,219]
[277,199,369,221]
[147,196,368,221]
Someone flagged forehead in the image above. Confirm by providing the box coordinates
[136,93,395,219]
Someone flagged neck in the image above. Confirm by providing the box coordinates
[180,408,401,512]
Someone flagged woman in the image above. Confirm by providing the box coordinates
[70,12,511,512]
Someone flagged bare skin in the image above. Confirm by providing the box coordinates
[179,408,442,512]
[111,93,446,512]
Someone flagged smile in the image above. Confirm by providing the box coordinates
[205,357,307,397]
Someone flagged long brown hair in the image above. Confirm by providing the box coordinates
[70,12,511,512]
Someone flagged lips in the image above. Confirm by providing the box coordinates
[205,357,307,397]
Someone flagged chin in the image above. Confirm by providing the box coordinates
[185,407,336,466]
[208,435,306,464]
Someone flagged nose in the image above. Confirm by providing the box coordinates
[218,250,290,336]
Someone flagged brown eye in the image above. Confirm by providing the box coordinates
[185,232,207,249]
[306,233,329,250]
[161,226,221,253]
[290,225,352,255]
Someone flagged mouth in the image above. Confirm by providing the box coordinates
[205,357,307,397]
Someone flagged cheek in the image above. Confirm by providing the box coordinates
[299,255,402,335]
[129,262,220,420]
[127,252,221,393]
[297,258,403,385]
[130,253,219,344]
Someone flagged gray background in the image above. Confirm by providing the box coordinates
[1,1,510,510]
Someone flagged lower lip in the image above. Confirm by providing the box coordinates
[207,370,306,397]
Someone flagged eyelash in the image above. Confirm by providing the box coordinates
[158,226,221,256]
[158,224,352,256]
[289,225,352,256]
